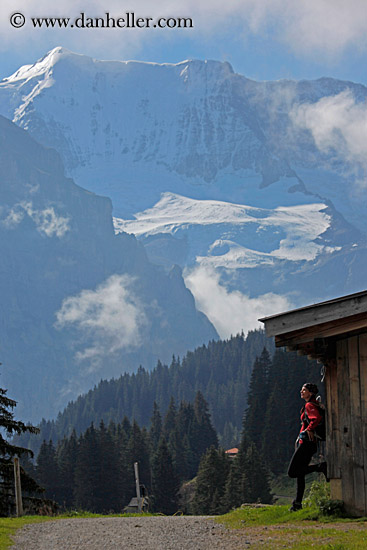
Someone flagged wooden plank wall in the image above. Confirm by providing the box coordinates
[359,333,367,515]
[348,336,365,515]
[328,335,367,515]
[337,338,355,513]
[325,357,341,479]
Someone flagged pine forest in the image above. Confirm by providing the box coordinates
[7,331,324,515]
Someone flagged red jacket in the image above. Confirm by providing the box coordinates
[300,399,322,434]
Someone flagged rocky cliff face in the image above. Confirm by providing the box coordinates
[0,115,217,421]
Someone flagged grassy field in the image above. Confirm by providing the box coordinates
[217,505,367,549]
[0,516,53,550]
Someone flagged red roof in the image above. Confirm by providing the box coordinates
[225,447,239,455]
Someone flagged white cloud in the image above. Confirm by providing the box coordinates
[2,204,25,227]
[291,91,367,183]
[23,202,70,237]
[268,0,367,57]
[55,274,147,362]
[184,265,290,338]
[192,0,367,56]
[2,201,70,237]
[1,0,367,62]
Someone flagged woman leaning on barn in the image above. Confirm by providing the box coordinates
[287,383,328,511]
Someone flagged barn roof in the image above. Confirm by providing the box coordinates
[259,290,367,359]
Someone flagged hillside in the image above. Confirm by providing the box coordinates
[19,330,273,454]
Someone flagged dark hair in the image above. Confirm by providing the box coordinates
[303,383,318,396]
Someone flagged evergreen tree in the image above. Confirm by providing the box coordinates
[126,421,151,493]
[193,391,218,456]
[95,420,120,512]
[223,457,243,511]
[221,421,238,449]
[242,442,273,504]
[0,384,41,515]
[243,348,272,449]
[149,402,162,452]
[121,416,132,439]
[151,437,179,514]
[56,431,78,508]
[168,428,191,483]
[36,440,60,501]
[74,424,101,511]
[192,446,230,515]
[19,453,37,483]
[261,382,286,474]
[163,397,177,437]
[115,422,132,508]
[238,422,250,459]
[175,401,199,477]
[184,392,219,476]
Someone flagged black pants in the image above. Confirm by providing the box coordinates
[287,440,319,503]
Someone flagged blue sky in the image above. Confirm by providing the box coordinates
[1,0,367,84]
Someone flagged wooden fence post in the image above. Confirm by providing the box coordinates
[14,457,23,517]
[134,462,142,513]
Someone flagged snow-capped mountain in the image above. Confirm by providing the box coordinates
[1,47,366,223]
[0,115,217,422]
[0,47,366,340]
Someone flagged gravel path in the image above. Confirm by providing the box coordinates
[11,516,251,550]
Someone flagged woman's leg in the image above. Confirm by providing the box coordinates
[288,441,317,507]
[288,441,316,478]
[305,461,329,481]
[296,475,306,504]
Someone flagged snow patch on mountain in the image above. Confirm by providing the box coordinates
[113,192,341,265]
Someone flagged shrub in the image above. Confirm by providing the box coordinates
[304,480,344,517]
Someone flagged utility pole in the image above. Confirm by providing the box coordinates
[134,462,142,513]
[14,457,23,517]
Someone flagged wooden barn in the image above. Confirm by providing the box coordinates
[260,290,367,516]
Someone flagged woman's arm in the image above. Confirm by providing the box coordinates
[304,402,322,440]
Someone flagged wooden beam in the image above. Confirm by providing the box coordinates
[261,292,367,337]
[274,313,367,349]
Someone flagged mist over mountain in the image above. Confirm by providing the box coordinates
[0,47,365,339]
[0,115,217,422]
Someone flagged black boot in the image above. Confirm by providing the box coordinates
[289,500,302,512]
[318,461,329,482]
